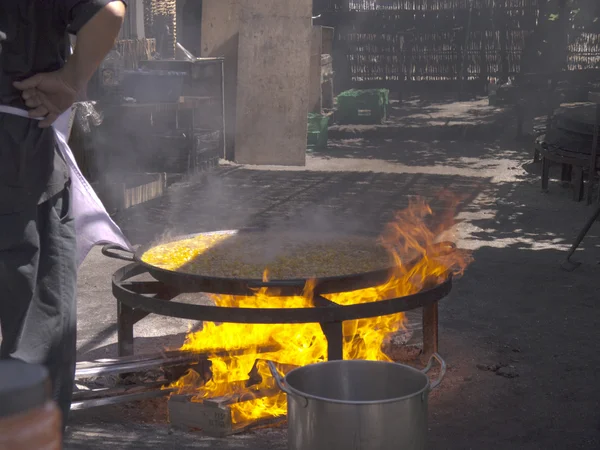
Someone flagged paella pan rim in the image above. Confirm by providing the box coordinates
[131,229,400,296]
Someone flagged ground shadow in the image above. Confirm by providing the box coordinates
[429,243,600,450]
[312,137,533,172]
[328,95,514,140]
[388,96,500,126]
[466,178,600,255]
[65,423,287,450]
[425,172,600,448]
[70,158,600,449]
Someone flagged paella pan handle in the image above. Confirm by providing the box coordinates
[101,244,136,262]
[247,280,307,289]
[267,361,308,408]
[422,353,447,390]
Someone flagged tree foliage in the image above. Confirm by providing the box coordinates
[546,0,599,31]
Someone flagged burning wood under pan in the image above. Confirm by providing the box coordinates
[72,346,280,411]
[168,394,285,438]
[168,361,297,437]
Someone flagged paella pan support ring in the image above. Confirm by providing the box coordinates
[112,263,452,361]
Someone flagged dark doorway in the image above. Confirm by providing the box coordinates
[179,0,202,57]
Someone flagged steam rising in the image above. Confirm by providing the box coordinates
[139,171,375,270]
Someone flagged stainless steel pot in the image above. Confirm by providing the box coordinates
[268,354,446,450]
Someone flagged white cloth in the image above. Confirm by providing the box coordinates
[0,105,133,266]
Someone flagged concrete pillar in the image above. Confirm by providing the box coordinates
[234,0,311,165]
[201,0,311,166]
[201,1,240,161]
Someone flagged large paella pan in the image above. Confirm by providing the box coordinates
[102,229,454,296]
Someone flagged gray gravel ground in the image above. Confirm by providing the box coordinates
[65,121,600,449]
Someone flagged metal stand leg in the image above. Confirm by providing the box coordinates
[561,164,572,183]
[541,157,550,192]
[314,294,344,361]
[515,103,524,140]
[114,272,182,358]
[561,203,600,271]
[320,322,344,361]
[422,303,439,358]
[573,166,584,202]
[117,302,135,357]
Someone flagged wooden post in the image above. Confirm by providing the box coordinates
[405,32,413,88]
[557,0,570,72]
[458,0,473,100]
[499,13,508,82]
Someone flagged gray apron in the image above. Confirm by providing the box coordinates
[0,105,132,266]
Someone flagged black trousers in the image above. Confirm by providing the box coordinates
[0,183,77,427]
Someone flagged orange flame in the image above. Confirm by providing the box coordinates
[168,197,472,425]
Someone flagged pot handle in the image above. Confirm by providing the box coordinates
[267,361,308,408]
[101,244,136,262]
[422,353,447,390]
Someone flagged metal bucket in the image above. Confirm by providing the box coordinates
[268,354,446,450]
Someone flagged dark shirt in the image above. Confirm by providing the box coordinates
[0,0,123,213]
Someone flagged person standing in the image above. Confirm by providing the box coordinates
[0,0,126,429]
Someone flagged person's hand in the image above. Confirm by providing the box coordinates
[13,70,78,128]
